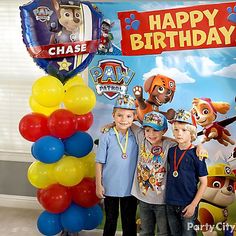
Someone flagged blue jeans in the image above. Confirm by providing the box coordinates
[139,201,170,236]
[166,205,198,236]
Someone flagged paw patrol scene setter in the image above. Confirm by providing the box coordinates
[17,0,236,235]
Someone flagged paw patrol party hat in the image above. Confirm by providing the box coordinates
[143,111,168,131]
[113,94,136,110]
[170,109,196,126]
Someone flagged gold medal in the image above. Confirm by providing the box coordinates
[122,153,128,159]
[173,171,178,177]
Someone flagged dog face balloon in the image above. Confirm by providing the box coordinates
[20,0,102,83]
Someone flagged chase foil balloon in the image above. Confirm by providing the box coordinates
[20,0,102,83]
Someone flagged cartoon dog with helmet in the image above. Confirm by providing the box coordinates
[98,18,114,53]
[133,74,176,121]
[48,0,82,44]
[191,98,235,146]
[198,163,236,236]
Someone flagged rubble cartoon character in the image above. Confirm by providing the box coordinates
[98,18,114,53]
[198,163,236,236]
[49,0,82,44]
[191,98,235,146]
[133,74,176,121]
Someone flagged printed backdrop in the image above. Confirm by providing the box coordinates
[88,1,236,233]
[89,1,236,159]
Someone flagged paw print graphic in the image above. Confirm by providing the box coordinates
[105,68,113,77]
[133,86,143,100]
[227,6,236,23]
[125,14,140,30]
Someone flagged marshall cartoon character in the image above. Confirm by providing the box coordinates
[153,166,166,191]
[191,98,235,146]
[98,19,114,53]
[133,74,176,121]
[137,164,154,195]
[48,0,82,44]
[198,163,236,236]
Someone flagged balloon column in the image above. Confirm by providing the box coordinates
[19,0,102,235]
[19,75,102,235]
[19,0,103,234]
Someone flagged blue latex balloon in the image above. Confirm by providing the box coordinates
[63,132,93,158]
[32,136,64,163]
[19,0,102,83]
[37,211,62,236]
[60,203,85,233]
[31,145,38,160]
[83,204,103,230]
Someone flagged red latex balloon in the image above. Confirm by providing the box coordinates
[37,189,42,204]
[74,112,94,131]
[71,177,99,208]
[37,184,72,213]
[48,109,76,138]
[19,113,50,142]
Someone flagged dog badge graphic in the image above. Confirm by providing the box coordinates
[89,59,135,100]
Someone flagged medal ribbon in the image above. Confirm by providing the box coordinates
[173,144,193,173]
[113,127,129,157]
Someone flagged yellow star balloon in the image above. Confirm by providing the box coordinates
[57,59,72,71]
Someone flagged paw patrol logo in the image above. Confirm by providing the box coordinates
[89,59,135,100]
[33,6,53,22]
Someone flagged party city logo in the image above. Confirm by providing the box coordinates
[89,59,135,100]
[188,222,235,233]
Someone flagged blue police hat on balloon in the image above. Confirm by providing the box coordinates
[114,94,136,110]
[59,0,81,8]
[143,111,168,131]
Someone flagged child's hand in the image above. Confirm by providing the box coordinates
[182,204,195,218]
[196,144,208,160]
[96,184,105,199]
[100,122,115,133]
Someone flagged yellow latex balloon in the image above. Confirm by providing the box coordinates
[80,152,96,178]
[32,75,64,107]
[86,161,95,178]
[27,161,57,189]
[63,85,96,115]
[64,75,85,93]
[29,96,59,116]
[54,156,85,187]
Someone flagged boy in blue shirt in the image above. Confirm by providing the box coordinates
[96,94,138,236]
[166,109,208,236]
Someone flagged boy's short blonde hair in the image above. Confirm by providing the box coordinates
[172,122,197,142]
[113,107,136,115]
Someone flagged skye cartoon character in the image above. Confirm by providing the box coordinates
[133,74,176,121]
[49,0,82,44]
[198,163,236,236]
[98,19,114,53]
[191,98,235,146]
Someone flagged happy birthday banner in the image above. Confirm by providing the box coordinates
[118,2,236,55]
